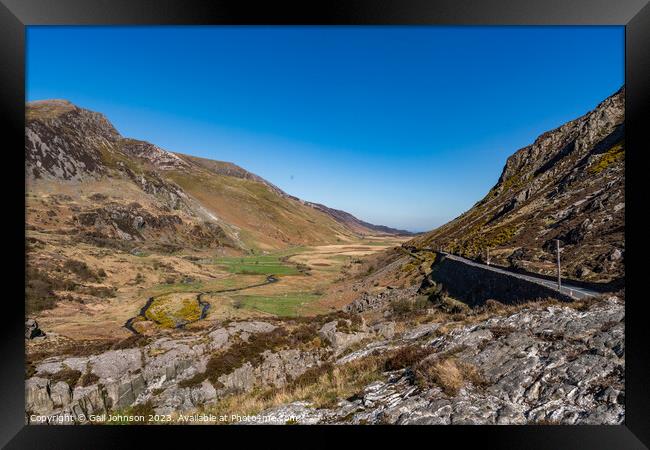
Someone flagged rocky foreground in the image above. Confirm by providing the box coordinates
[25,294,624,425]
[259,298,624,425]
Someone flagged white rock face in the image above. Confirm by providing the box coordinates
[25,296,625,425]
[256,298,625,425]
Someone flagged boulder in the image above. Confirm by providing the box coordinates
[318,320,370,355]
[609,248,623,261]
[25,318,45,339]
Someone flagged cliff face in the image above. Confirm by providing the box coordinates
[412,88,625,284]
[26,100,120,180]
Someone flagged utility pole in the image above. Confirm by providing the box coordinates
[486,247,490,266]
[556,239,561,290]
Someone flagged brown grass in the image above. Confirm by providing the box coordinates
[180,324,325,389]
[44,367,82,387]
[414,357,486,396]
[79,371,100,387]
[384,345,432,371]
[201,353,388,423]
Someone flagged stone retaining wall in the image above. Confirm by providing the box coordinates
[428,253,574,306]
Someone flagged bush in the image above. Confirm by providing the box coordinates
[63,259,103,282]
[79,371,100,387]
[178,372,207,389]
[289,363,334,389]
[25,267,63,313]
[414,357,486,396]
[391,296,431,317]
[204,328,290,386]
[128,401,155,422]
[77,285,117,298]
[47,367,82,388]
[436,296,470,315]
[112,334,150,350]
[489,325,516,339]
[384,345,432,371]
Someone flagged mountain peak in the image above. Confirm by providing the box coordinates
[411,87,624,284]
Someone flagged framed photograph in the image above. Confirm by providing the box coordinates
[2,0,648,447]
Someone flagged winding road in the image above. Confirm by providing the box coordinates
[435,251,599,300]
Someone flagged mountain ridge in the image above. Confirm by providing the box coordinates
[406,86,625,284]
[174,152,413,236]
[25,99,410,254]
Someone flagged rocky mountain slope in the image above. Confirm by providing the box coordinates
[24,92,625,426]
[25,294,624,425]
[25,100,409,315]
[26,99,406,252]
[409,88,625,285]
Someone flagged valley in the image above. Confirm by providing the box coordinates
[29,230,406,340]
[25,91,625,425]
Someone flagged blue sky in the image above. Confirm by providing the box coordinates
[26,26,623,232]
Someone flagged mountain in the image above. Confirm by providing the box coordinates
[24,94,625,426]
[25,99,406,254]
[175,153,413,236]
[299,201,414,236]
[408,87,625,284]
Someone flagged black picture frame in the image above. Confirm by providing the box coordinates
[2,0,648,448]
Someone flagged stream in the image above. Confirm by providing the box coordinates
[123,275,279,334]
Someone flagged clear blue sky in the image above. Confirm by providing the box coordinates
[26,26,623,232]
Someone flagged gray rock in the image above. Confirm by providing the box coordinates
[23,298,625,425]
[319,320,370,355]
[25,318,45,339]
[238,401,327,425]
[372,322,396,339]
[609,248,622,261]
[275,299,624,425]
[402,322,440,340]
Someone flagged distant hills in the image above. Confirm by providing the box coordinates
[25,99,410,254]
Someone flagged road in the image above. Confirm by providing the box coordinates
[430,250,600,300]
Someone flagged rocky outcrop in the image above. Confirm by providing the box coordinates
[73,201,233,250]
[25,319,45,339]
[217,349,322,393]
[26,294,625,426]
[344,286,419,313]
[25,320,328,422]
[410,88,625,284]
[25,322,248,421]
[318,319,370,355]
[120,139,189,171]
[253,297,624,425]
[26,100,119,181]
[76,203,183,241]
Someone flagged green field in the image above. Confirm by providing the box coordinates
[146,275,264,296]
[214,253,302,275]
[234,292,322,317]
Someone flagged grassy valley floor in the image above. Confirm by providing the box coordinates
[31,235,409,341]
